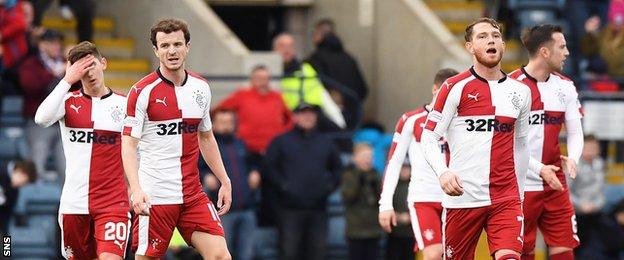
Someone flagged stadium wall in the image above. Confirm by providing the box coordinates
[96,0,281,100]
[310,0,470,129]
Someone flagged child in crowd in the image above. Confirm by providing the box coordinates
[341,143,382,260]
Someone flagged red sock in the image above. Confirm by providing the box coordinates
[550,251,574,260]
[521,254,535,260]
[497,254,520,260]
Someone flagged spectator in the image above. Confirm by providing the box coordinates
[341,142,382,260]
[264,103,342,260]
[608,199,624,256]
[385,162,416,260]
[20,0,44,53]
[566,0,610,75]
[29,0,95,42]
[353,121,393,174]
[272,33,346,131]
[581,1,624,78]
[570,134,610,258]
[202,109,260,260]
[307,19,368,129]
[18,29,65,180]
[0,160,37,234]
[217,65,292,156]
[311,18,334,47]
[217,64,291,231]
[1,0,29,95]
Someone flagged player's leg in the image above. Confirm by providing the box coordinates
[131,205,180,259]
[409,202,443,260]
[58,214,97,260]
[539,190,579,260]
[93,212,131,260]
[442,207,487,259]
[486,199,524,260]
[178,195,230,259]
[190,231,231,260]
[520,191,545,260]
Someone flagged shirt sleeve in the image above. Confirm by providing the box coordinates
[565,118,584,163]
[34,79,70,127]
[421,81,458,177]
[514,88,532,196]
[565,84,583,121]
[123,86,148,138]
[199,86,213,132]
[379,115,412,211]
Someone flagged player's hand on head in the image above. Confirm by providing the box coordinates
[62,55,95,85]
[217,180,232,215]
[560,155,577,179]
[130,188,151,216]
[540,165,563,191]
[439,171,463,196]
[378,210,397,233]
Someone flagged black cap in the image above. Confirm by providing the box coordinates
[293,102,318,113]
[39,29,64,42]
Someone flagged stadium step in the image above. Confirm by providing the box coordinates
[42,16,150,92]
[426,0,526,73]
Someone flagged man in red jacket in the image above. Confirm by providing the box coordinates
[18,29,66,181]
[217,65,293,156]
[1,0,29,95]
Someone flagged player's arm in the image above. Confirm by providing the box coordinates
[34,56,95,127]
[198,130,231,215]
[378,116,411,232]
[198,86,231,215]
[562,89,584,179]
[122,83,150,215]
[121,135,149,215]
[421,81,462,196]
[514,89,531,194]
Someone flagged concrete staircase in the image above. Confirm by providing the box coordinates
[424,0,526,72]
[42,17,149,92]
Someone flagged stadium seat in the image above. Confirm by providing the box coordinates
[507,0,565,10]
[0,127,28,162]
[1,96,25,127]
[326,216,348,259]
[13,183,61,216]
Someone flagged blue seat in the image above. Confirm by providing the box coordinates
[508,0,565,10]
[13,183,61,216]
[326,216,348,259]
[1,96,25,127]
[0,127,27,160]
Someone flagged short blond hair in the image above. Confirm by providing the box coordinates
[353,142,372,155]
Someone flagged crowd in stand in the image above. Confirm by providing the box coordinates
[1,0,624,259]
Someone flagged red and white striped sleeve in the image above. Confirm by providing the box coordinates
[421,80,460,177]
[379,114,414,212]
[123,85,148,138]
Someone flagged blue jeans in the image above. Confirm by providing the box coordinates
[221,209,256,260]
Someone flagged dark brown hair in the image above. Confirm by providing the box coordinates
[150,18,191,47]
[14,160,37,183]
[434,68,459,86]
[521,24,564,57]
[67,41,102,64]
[464,17,502,42]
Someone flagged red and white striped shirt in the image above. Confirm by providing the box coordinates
[509,68,584,192]
[421,68,531,208]
[379,106,446,212]
[123,69,212,205]
[35,80,129,214]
